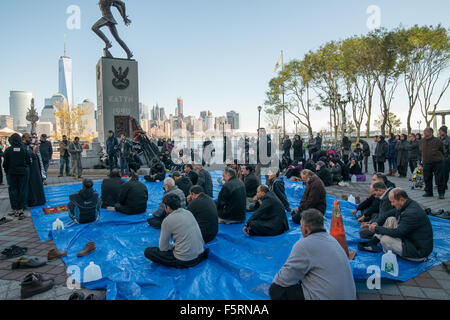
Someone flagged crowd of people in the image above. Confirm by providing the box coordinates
[2,125,447,300]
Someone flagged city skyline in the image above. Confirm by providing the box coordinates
[1,1,449,133]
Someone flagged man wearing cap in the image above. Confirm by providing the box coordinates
[438,126,450,189]
[39,134,53,184]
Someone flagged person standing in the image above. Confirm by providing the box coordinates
[58,135,70,177]
[438,126,450,189]
[282,135,292,160]
[39,134,53,184]
[375,136,388,173]
[371,136,379,173]
[118,134,131,176]
[387,133,398,176]
[396,134,409,178]
[360,139,371,174]
[419,128,446,199]
[341,136,352,164]
[22,133,46,207]
[69,137,83,179]
[0,140,4,185]
[106,131,119,173]
[3,134,31,219]
[407,134,420,175]
[292,135,303,163]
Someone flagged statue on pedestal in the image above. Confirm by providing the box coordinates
[92,0,133,60]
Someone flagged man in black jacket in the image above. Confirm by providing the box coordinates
[282,136,292,160]
[241,164,260,211]
[101,169,125,208]
[217,167,246,224]
[114,172,148,215]
[118,134,131,176]
[367,188,433,261]
[194,165,213,198]
[267,170,291,212]
[172,171,193,198]
[3,134,31,218]
[106,131,119,173]
[187,185,218,243]
[244,185,289,237]
[316,161,333,187]
[39,134,53,183]
[375,136,388,173]
[184,164,198,185]
[144,159,166,182]
[352,184,381,223]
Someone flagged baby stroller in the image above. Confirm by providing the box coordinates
[410,167,424,190]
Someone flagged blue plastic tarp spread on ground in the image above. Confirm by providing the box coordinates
[30,171,450,300]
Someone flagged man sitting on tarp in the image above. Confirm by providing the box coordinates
[217,167,246,224]
[359,182,396,240]
[148,177,186,229]
[270,209,356,300]
[183,164,198,185]
[372,172,396,189]
[172,171,193,198]
[144,193,208,269]
[144,158,166,182]
[68,179,101,224]
[291,170,327,224]
[194,164,213,198]
[244,185,289,237]
[114,171,148,215]
[360,188,434,262]
[127,150,141,173]
[187,185,218,243]
[101,169,125,209]
[267,169,291,212]
[241,164,260,212]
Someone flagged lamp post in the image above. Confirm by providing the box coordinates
[337,92,352,135]
[417,120,422,133]
[294,120,299,134]
[258,106,262,131]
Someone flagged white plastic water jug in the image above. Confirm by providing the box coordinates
[351,175,357,183]
[381,250,399,277]
[52,218,65,230]
[348,195,356,204]
[83,262,103,283]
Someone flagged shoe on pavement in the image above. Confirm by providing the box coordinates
[77,242,96,257]
[438,195,445,200]
[68,291,85,300]
[11,256,47,270]
[20,273,54,299]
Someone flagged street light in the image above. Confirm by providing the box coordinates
[294,120,299,134]
[336,92,352,135]
[258,106,262,131]
[417,120,422,133]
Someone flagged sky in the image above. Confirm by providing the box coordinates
[0,0,449,133]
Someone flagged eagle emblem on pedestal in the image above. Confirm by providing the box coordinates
[112,66,130,90]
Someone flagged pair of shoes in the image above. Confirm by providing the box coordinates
[11,256,47,270]
[69,291,104,300]
[77,242,96,257]
[8,210,17,217]
[20,273,54,299]
[47,249,67,261]
[1,245,28,260]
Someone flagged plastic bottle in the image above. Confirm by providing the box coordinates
[83,262,103,283]
[52,218,65,230]
[348,195,356,204]
[351,175,357,183]
[381,250,399,277]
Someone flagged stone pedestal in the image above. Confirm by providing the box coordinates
[96,57,140,143]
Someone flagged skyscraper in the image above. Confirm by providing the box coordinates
[177,98,184,118]
[226,111,240,130]
[59,47,74,107]
[9,91,33,131]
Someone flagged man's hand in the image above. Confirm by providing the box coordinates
[186,195,192,203]
[361,222,369,229]
[351,209,358,216]
[243,226,250,235]
[253,195,258,202]
[357,216,365,224]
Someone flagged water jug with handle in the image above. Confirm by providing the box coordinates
[52,218,65,230]
[381,250,399,277]
[83,262,103,283]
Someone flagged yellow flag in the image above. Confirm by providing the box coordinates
[274,53,283,72]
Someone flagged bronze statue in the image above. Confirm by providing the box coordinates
[92,0,133,60]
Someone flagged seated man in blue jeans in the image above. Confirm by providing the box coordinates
[68,179,101,224]
[144,193,208,269]
[270,209,356,300]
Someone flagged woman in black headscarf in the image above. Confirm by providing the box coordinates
[22,133,46,207]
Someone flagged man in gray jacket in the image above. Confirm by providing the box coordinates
[147,177,186,229]
[144,193,208,269]
[69,137,83,179]
[270,209,356,300]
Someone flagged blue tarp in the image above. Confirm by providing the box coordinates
[30,171,450,300]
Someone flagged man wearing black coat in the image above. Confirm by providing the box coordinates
[375,136,388,173]
[144,159,166,182]
[315,161,333,187]
[195,165,213,198]
[282,136,292,159]
[241,164,260,211]
[173,171,193,198]
[217,167,247,224]
[101,169,125,208]
[114,173,148,215]
[244,185,289,237]
[187,185,218,243]
[39,134,53,181]
[106,131,119,172]
[184,164,198,185]
[368,189,433,261]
